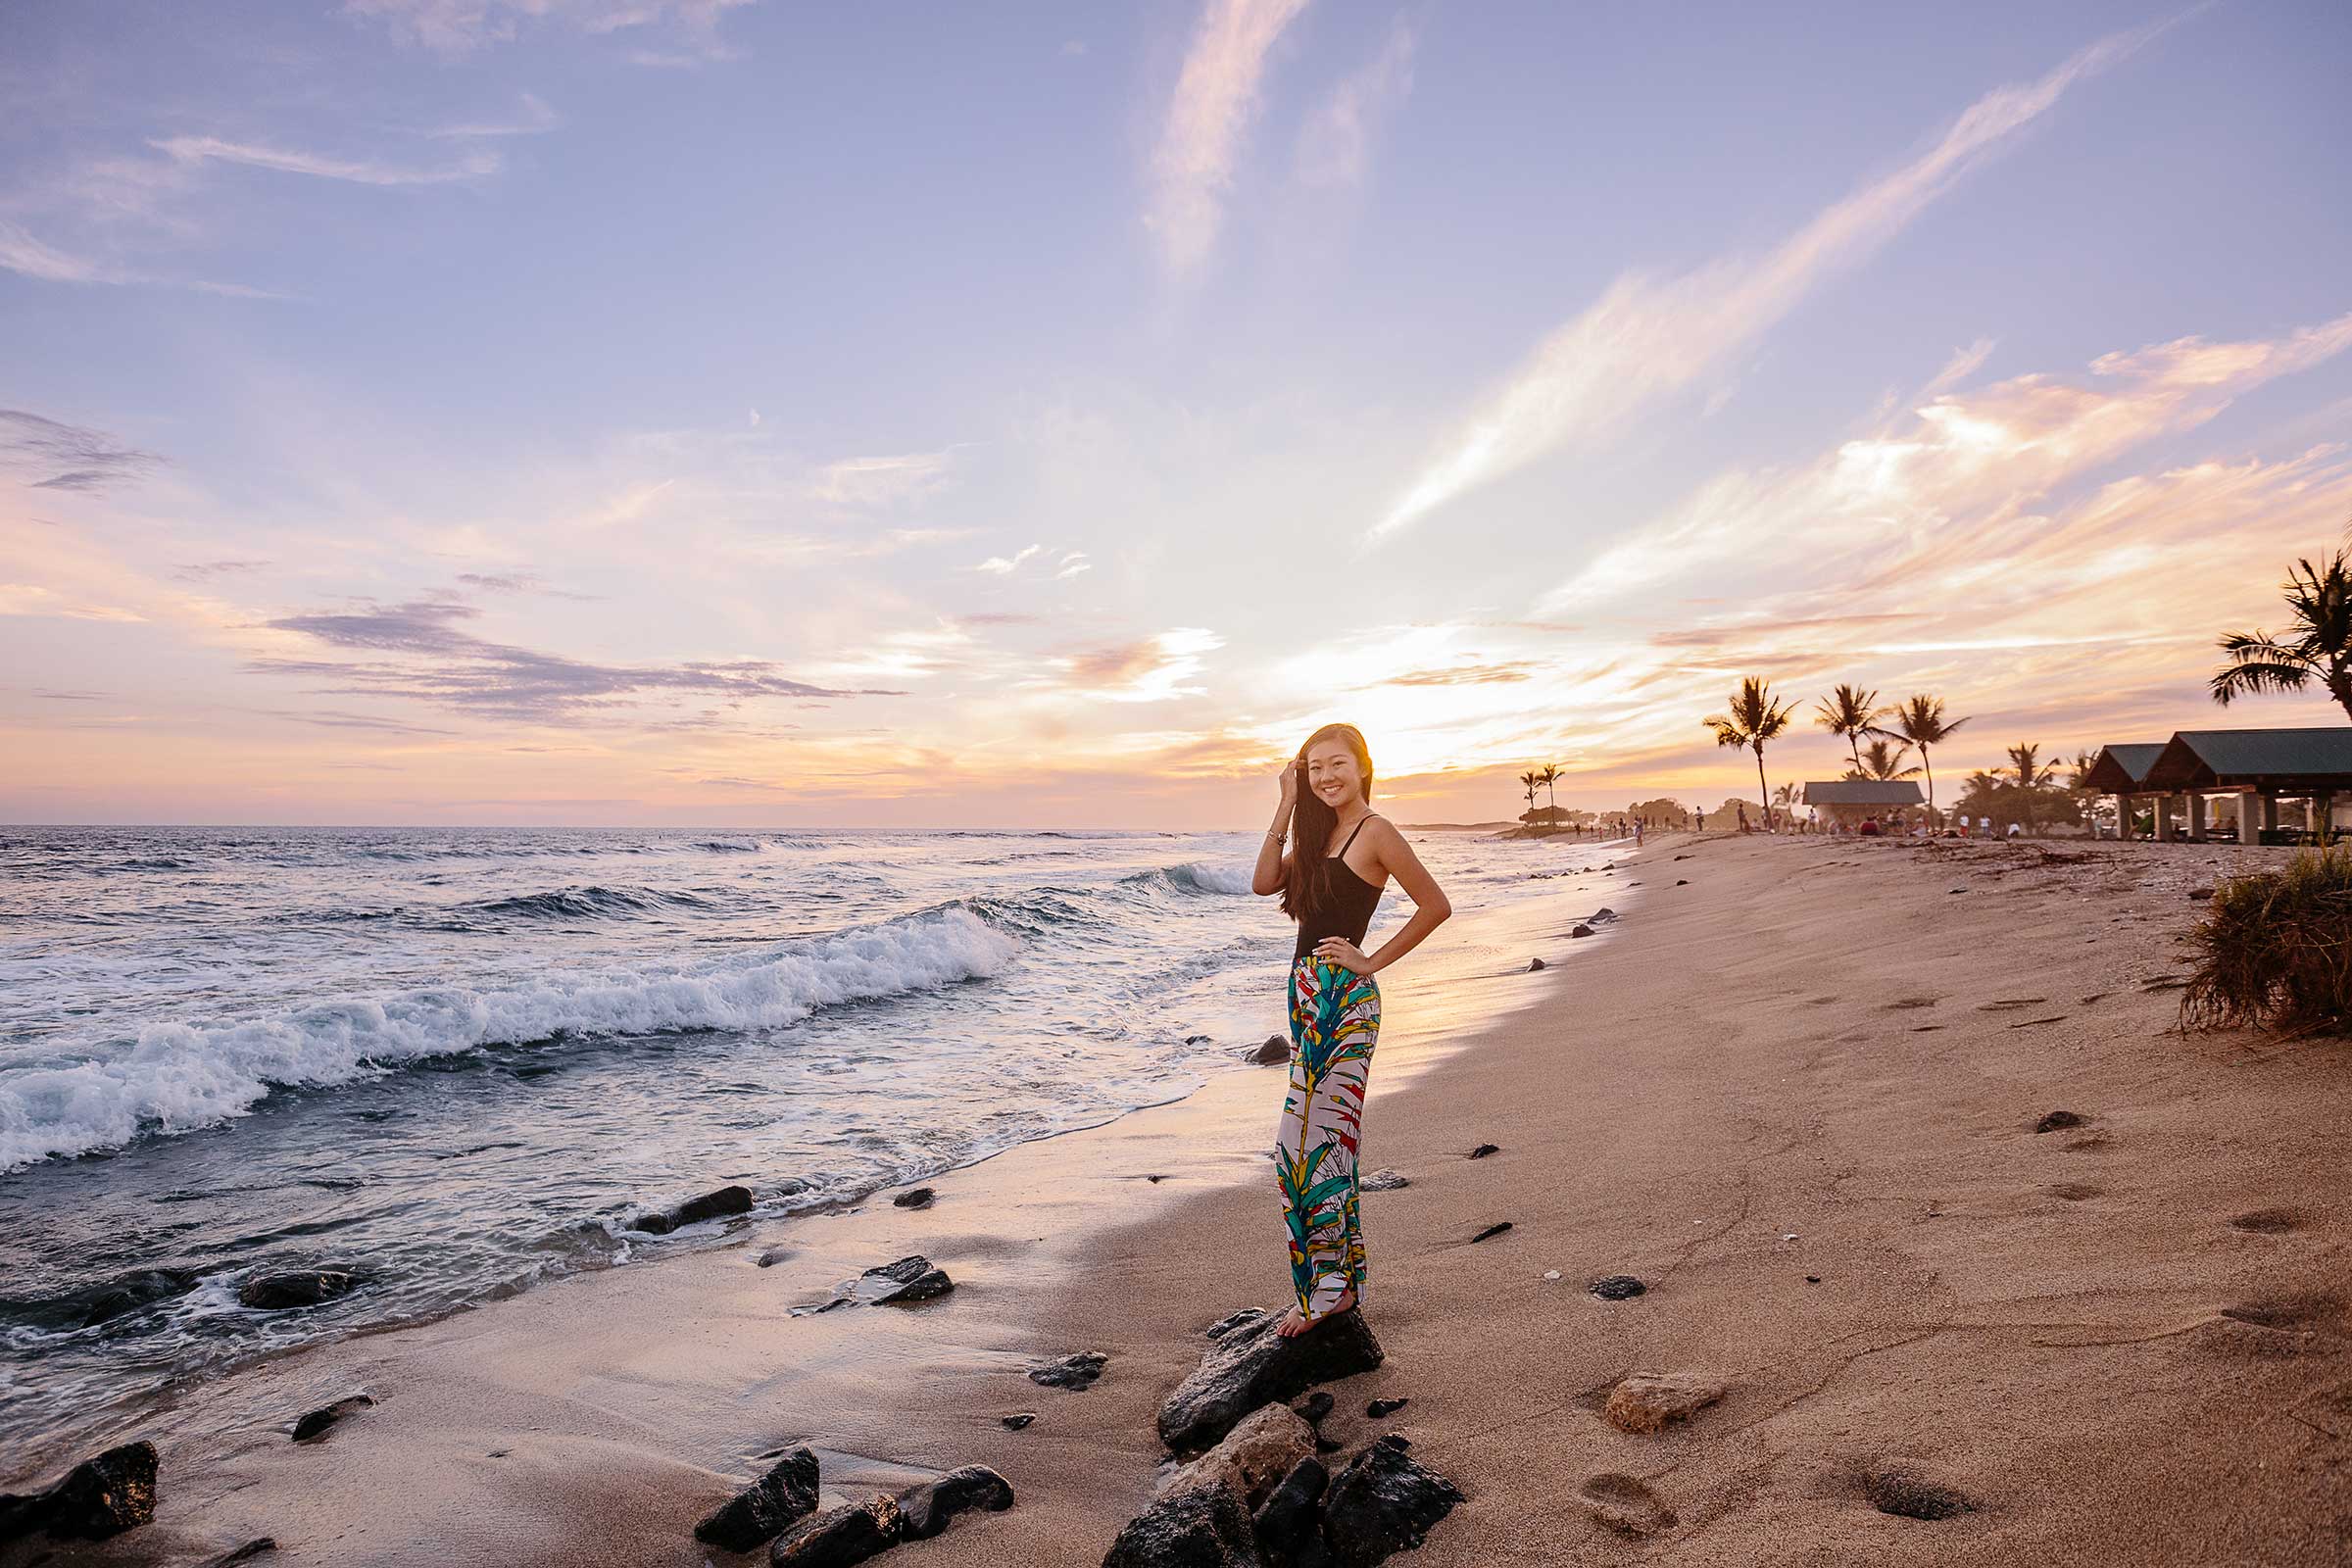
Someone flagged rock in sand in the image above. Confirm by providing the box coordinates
[1160,1403,1315,1512]
[630,1184,754,1235]
[0,1441,159,1543]
[1158,1308,1385,1453]
[696,1447,819,1551]
[895,1464,1013,1540]
[1320,1434,1463,1566]
[1602,1373,1725,1434]
[1101,1478,1260,1568]
[1029,1350,1109,1390]
[291,1392,374,1442]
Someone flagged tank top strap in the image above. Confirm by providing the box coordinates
[1336,813,1379,857]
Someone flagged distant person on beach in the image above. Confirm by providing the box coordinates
[1252,724,1452,1339]
[1695,810,1705,831]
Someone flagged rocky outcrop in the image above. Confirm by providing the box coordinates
[1250,1458,1327,1563]
[1601,1373,1724,1434]
[1158,1308,1384,1454]
[770,1494,904,1566]
[1319,1435,1462,1567]
[1160,1404,1315,1512]
[0,1440,158,1544]
[630,1184,753,1235]
[696,1447,819,1551]
[895,1465,1013,1540]
[853,1255,954,1304]
[238,1270,358,1310]
[1102,1478,1263,1568]
[291,1392,374,1442]
[1247,1037,1290,1065]
[77,1267,201,1328]
[1030,1350,1109,1390]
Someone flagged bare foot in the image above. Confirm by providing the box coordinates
[1276,1285,1356,1338]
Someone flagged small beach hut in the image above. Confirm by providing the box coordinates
[1799,780,1925,829]
[2081,743,2166,840]
[2137,727,2352,845]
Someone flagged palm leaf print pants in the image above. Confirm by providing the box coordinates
[1277,955,1381,1318]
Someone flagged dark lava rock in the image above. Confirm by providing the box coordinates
[1527,957,1545,971]
[2187,887,2214,901]
[1589,1275,1646,1300]
[1030,1350,1110,1390]
[897,1464,1013,1541]
[237,1270,357,1311]
[1293,1392,1335,1426]
[1676,879,1689,886]
[204,1541,277,1567]
[1314,1436,1343,1455]
[1102,1478,1261,1568]
[756,1248,795,1268]
[78,1267,201,1328]
[1469,1222,1511,1244]
[857,1254,954,1304]
[1570,924,1595,939]
[291,1392,374,1442]
[631,1184,754,1235]
[0,1440,158,1543]
[892,1187,936,1209]
[1591,907,1617,922]
[1158,1307,1385,1453]
[1249,1036,1291,1065]
[1365,1398,1408,1419]
[1357,1169,1409,1192]
[1251,1458,1328,1563]
[1003,1413,1035,1430]
[1207,1308,1267,1340]
[770,1494,903,1566]
[1321,1434,1463,1566]
[697,1446,819,1551]
[2033,1110,2087,1134]
[1467,1144,1499,1159]
[1805,1275,1822,1284]
[1864,1466,1975,1520]
[1186,1034,1211,1045]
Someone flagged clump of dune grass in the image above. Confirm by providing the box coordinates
[2182,843,2352,1034]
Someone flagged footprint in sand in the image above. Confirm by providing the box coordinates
[2043,1182,2103,1201]
[1884,997,1940,1010]
[2230,1207,2304,1235]
[1578,1473,1676,1537]
[1979,998,2048,1011]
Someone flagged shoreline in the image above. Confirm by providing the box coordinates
[19,831,2352,1565]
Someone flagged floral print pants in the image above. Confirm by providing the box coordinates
[1276,955,1380,1318]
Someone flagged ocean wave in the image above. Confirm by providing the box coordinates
[693,840,759,855]
[0,906,1020,1172]
[1117,860,1255,898]
[461,885,720,920]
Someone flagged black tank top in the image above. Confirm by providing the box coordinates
[1292,813,1384,962]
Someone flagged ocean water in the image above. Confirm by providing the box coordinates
[0,824,1619,1458]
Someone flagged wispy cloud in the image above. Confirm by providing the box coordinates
[1146,0,1312,279]
[347,0,756,60]
[1037,628,1222,703]
[151,135,501,186]
[0,410,161,494]
[1372,18,2178,540]
[426,91,561,138]
[808,449,955,508]
[251,597,905,721]
[1295,16,1415,189]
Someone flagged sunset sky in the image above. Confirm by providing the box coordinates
[5,0,2349,827]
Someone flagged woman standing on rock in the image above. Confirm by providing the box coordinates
[1251,723,1452,1338]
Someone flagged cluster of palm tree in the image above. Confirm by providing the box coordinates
[1703,680,1970,826]
[1516,762,1563,823]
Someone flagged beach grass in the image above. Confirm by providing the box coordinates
[2182,842,2352,1034]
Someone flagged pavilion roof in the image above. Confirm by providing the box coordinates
[2081,743,2167,793]
[2140,727,2352,792]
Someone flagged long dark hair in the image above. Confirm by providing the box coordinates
[1280,723,1375,924]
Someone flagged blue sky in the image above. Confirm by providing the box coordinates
[4,1,2349,824]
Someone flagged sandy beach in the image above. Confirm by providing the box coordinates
[16,829,2350,1567]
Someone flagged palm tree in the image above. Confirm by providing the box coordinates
[1847,738,1921,781]
[2212,550,2352,719]
[2006,742,2059,837]
[1872,694,1968,820]
[1518,770,1540,822]
[1703,677,1796,830]
[1813,684,1887,776]
[1539,763,1560,819]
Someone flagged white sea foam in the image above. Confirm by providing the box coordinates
[0,906,1019,1171]
[1164,860,1255,895]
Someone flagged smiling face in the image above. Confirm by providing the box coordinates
[1303,741,1365,811]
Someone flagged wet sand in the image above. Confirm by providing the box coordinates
[21,832,2352,1566]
